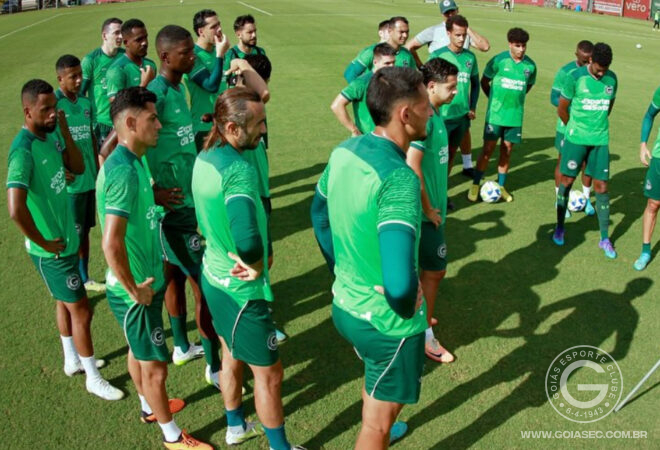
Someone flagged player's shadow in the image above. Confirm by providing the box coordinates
[270,162,326,191]
[607,167,647,244]
[271,193,315,243]
[444,210,511,264]
[271,264,333,328]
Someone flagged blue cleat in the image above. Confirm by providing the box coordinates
[599,239,617,259]
[389,421,408,444]
[552,228,565,246]
[584,200,595,216]
[633,253,651,271]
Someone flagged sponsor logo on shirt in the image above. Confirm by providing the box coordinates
[500,77,525,91]
[50,167,66,194]
[580,98,610,111]
[177,124,195,147]
[146,205,159,230]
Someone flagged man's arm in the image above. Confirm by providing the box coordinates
[640,101,660,166]
[99,129,118,164]
[343,60,365,83]
[190,34,230,93]
[480,75,492,98]
[80,54,92,96]
[558,97,571,125]
[469,72,480,117]
[406,146,441,227]
[310,167,334,271]
[228,59,270,103]
[405,38,425,68]
[7,188,65,255]
[330,93,360,136]
[467,27,490,52]
[57,111,84,175]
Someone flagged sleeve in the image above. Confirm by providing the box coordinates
[340,78,363,102]
[106,66,123,98]
[550,68,565,106]
[611,72,618,99]
[190,56,223,92]
[414,25,435,46]
[355,46,374,69]
[311,165,334,271]
[344,60,366,83]
[6,147,33,189]
[560,73,576,101]
[80,54,93,96]
[528,62,537,87]
[482,56,497,79]
[640,87,660,143]
[104,166,138,218]
[469,57,480,111]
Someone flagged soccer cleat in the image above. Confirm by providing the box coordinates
[499,186,513,202]
[552,228,565,246]
[86,377,124,401]
[389,421,408,444]
[225,421,264,445]
[141,398,186,423]
[275,329,288,343]
[467,184,480,202]
[84,279,106,292]
[172,344,205,366]
[164,430,213,449]
[64,358,106,377]
[425,338,455,363]
[461,167,475,178]
[599,239,617,259]
[633,253,651,271]
[584,200,595,216]
[205,365,220,390]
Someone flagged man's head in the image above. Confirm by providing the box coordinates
[206,87,266,150]
[367,66,430,141]
[156,25,196,74]
[244,53,272,83]
[121,19,149,58]
[387,16,409,48]
[576,40,594,66]
[378,19,391,43]
[56,54,83,95]
[507,27,529,60]
[446,14,468,50]
[193,9,222,43]
[421,57,458,107]
[440,0,459,19]
[110,86,160,147]
[21,79,57,133]
[234,14,257,48]
[589,42,612,79]
[372,43,397,71]
[101,18,123,51]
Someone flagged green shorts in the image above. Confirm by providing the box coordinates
[555,131,565,152]
[194,131,209,153]
[483,122,522,144]
[643,157,660,200]
[30,254,85,303]
[69,190,96,236]
[201,274,278,367]
[445,116,470,149]
[160,224,203,277]
[107,290,169,362]
[94,123,113,145]
[419,221,447,271]
[332,304,425,404]
[560,140,610,181]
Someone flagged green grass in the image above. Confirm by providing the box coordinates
[1,0,659,448]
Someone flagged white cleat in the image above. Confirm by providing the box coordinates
[205,365,247,394]
[86,377,124,401]
[226,421,264,445]
[64,358,106,377]
[84,279,106,292]
[172,344,205,366]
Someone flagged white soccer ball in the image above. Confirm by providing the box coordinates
[480,181,502,203]
[636,43,642,49]
[568,190,587,212]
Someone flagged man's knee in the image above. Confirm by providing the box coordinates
[142,361,168,385]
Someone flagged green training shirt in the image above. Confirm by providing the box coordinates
[192,143,272,305]
[81,47,125,127]
[55,90,97,193]
[106,54,157,101]
[96,145,165,302]
[483,51,537,127]
[354,43,416,71]
[430,46,479,120]
[241,137,270,198]
[561,65,617,146]
[6,128,79,258]
[551,60,580,134]
[340,71,375,134]
[184,45,220,133]
[318,133,427,338]
[221,45,266,91]
[650,87,660,159]
[410,106,449,221]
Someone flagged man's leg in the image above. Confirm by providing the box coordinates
[580,162,595,215]
[469,139,498,201]
[356,392,404,450]
[420,269,454,363]
[250,361,295,450]
[78,230,90,284]
[496,140,515,202]
[164,263,194,362]
[635,199,660,270]
[190,273,221,386]
[459,128,473,176]
[554,175,576,246]
[593,179,616,258]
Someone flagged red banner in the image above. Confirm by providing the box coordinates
[593,0,624,15]
[623,0,651,18]
[513,0,544,5]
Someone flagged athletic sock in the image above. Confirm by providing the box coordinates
[424,327,434,342]
[79,257,89,283]
[473,169,484,186]
[556,184,570,229]
[60,335,79,364]
[555,186,559,196]
[159,420,182,443]
[80,355,102,380]
[595,192,611,240]
[263,423,291,450]
[582,185,591,199]
[139,394,152,414]
[169,315,190,353]
[642,242,651,256]
[461,154,473,169]
[226,405,247,433]
[200,336,221,373]
[497,172,507,187]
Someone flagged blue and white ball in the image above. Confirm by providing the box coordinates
[568,190,587,212]
[480,181,502,203]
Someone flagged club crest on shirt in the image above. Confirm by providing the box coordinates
[605,86,613,95]
[84,109,91,118]
[465,60,472,69]
[524,69,531,79]
[567,160,578,170]
[188,234,202,251]
[646,179,652,191]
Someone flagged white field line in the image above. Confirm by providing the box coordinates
[237,1,273,16]
[0,13,70,41]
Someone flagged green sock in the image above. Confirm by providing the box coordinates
[595,192,610,240]
[169,315,190,352]
[200,336,220,372]
[556,184,570,229]
[642,242,651,255]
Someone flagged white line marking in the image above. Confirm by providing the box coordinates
[237,1,273,16]
[0,13,70,41]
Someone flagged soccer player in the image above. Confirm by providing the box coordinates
[406,58,458,363]
[378,19,391,43]
[504,0,512,12]
[634,85,660,270]
[331,43,396,136]
[192,87,302,450]
[184,9,229,152]
[7,79,122,400]
[654,10,660,30]
[97,86,210,449]
[553,43,617,258]
[311,66,430,448]
[468,28,536,203]
[222,14,266,91]
[551,41,595,217]
[343,16,416,83]
[56,55,105,292]
[81,17,123,145]
[429,14,479,178]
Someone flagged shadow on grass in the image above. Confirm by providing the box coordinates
[270,163,326,190]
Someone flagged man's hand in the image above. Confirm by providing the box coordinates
[640,142,651,167]
[215,31,230,57]
[268,254,273,270]
[57,109,69,132]
[468,110,476,120]
[65,169,75,184]
[351,127,362,137]
[153,186,184,211]
[42,237,66,257]
[225,58,250,77]
[415,281,425,311]
[228,252,263,281]
[140,65,156,87]
[424,207,442,228]
[201,113,213,123]
[132,277,155,305]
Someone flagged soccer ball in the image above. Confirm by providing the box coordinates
[480,181,502,203]
[568,190,587,212]
[636,43,642,49]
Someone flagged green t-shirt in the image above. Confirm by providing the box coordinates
[410,106,449,221]
[106,54,157,101]
[650,87,660,159]
[340,71,375,134]
[81,47,125,127]
[318,133,427,338]
[483,51,537,127]
[221,45,266,92]
[144,76,197,213]
[192,143,272,305]
[430,46,479,120]
[354,43,416,71]
[561,65,617,146]
[241,137,270,198]
[184,45,220,133]
[6,128,79,258]
[96,145,165,302]
[551,60,580,134]
[55,90,97,193]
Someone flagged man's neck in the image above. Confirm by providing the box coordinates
[197,37,213,52]
[25,122,46,139]
[127,52,143,66]
[509,50,523,62]
[60,88,77,102]
[224,138,243,153]
[120,138,146,159]
[237,41,253,54]
[387,40,401,51]
[449,43,462,54]
[160,67,182,86]
[373,125,409,154]
[101,43,119,57]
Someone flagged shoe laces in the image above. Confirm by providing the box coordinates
[180,432,199,447]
